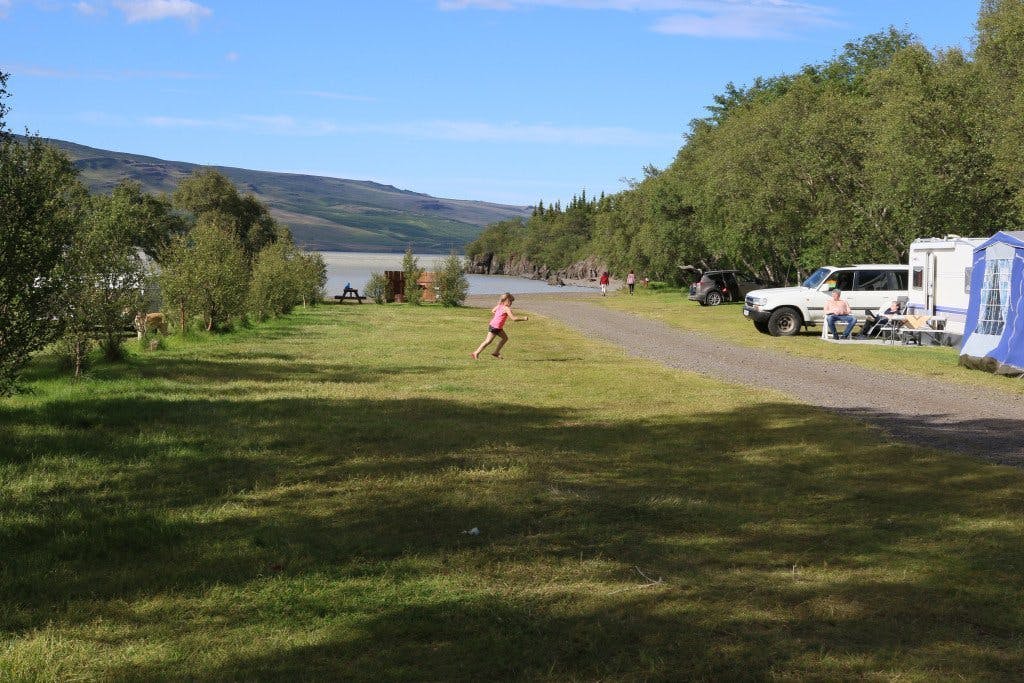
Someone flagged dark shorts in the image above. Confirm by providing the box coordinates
[488,326,504,335]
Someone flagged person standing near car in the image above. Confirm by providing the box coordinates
[626,270,636,295]
[824,288,856,340]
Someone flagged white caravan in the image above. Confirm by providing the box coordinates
[907,235,987,339]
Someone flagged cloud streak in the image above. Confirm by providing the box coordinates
[6,63,207,80]
[438,0,838,39]
[140,114,677,146]
[113,0,211,24]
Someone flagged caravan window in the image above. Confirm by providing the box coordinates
[912,266,923,289]
[976,259,1011,336]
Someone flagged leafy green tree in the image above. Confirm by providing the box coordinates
[0,131,86,393]
[172,169,279,259]
[295,251,327,307]
[160,216,248,332]
[61,193,147,365]
[248,240,301,321]
[436,253,469,307]
[365,272,389,304]
[109,180,188,259]
[402,247,423,305]
[157,232,200,332]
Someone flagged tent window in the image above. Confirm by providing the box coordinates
[976,258,1011,336]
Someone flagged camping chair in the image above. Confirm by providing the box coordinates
[867,296,909,343]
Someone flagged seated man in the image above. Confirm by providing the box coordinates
[823,288,857,340]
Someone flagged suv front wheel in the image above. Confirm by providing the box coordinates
[767,307,802,336]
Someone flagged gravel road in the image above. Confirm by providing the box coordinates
[473,295,1024,465]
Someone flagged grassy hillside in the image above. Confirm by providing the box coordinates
[4,304,1024,678]
[40,137,531,252]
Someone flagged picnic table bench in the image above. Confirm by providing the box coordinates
[334,287,366,304]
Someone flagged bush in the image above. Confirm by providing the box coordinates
[402,247,423,305]
[437,253,469,307]
[366,272,389,304]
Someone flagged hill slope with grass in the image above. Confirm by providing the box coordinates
[36,137,531,252]
[4,303,1024,678]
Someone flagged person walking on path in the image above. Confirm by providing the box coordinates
[626,270,636,295]
[599,271,610,296]
[471,293,528,359]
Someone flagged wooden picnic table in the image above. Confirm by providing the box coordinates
[334,287,366,304]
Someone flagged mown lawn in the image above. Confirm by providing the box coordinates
[600,286,1024,395]
[3,303,1024,679]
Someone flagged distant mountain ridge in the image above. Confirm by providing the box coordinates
[37,137,531,252]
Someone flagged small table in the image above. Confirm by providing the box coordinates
[334,287,366,304]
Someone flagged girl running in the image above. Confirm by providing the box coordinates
[471,293,528,359]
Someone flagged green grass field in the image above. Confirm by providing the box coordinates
[3,304,1024,679]
[601,286,1024,395]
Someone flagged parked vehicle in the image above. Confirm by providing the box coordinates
[907,235,986,340]
[743,264,910,336]
[688,270,769,306]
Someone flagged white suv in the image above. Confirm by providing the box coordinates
[743,265,910,336]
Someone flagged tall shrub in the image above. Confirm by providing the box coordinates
[0,130,86,393]
[437,253,469,307]
[401,247,423,305]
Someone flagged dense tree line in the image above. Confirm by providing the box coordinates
[0,73,327,391]
[468,1,1024,286]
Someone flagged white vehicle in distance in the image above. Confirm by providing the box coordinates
[743,264,910,336]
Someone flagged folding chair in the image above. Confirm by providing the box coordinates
[867,296,908,343]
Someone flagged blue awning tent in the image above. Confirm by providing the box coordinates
[959,231,1024,376]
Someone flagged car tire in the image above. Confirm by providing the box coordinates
[704,291,723,306]
[753,319,771,334]
[767,307,802,336]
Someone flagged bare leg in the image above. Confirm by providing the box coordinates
[472,332,496,359]
[491,329,508,357]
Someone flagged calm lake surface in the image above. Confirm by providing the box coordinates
[318,251,596,296]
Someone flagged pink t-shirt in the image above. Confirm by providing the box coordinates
[626,273,636,284]
[489,304,510,329]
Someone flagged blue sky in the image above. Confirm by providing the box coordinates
[1,0,982,206]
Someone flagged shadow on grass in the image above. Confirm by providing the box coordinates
[3,393,1024,678]
[837,406,1024,464]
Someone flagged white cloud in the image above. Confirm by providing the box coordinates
[75,1,102,15]
[0,0,11,19]
[113,0,211,24]
[141,113,677,146]
[438,0,838,38]
[225,51,239,62]
[6,63,205,79]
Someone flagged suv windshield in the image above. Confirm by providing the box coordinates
[802,267,832,289]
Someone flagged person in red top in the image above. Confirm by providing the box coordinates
[471,293,528,359]
[599,271,610,296]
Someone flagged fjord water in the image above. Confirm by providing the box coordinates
[318,251,596,296]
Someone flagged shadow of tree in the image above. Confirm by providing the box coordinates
[3,391,1024,678]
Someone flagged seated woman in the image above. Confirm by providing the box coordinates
[860,299,902,338]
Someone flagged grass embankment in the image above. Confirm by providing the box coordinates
[3,304,1024,679]
[601,286,1024,395]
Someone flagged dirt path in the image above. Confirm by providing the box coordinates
[476,295,1024,465]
